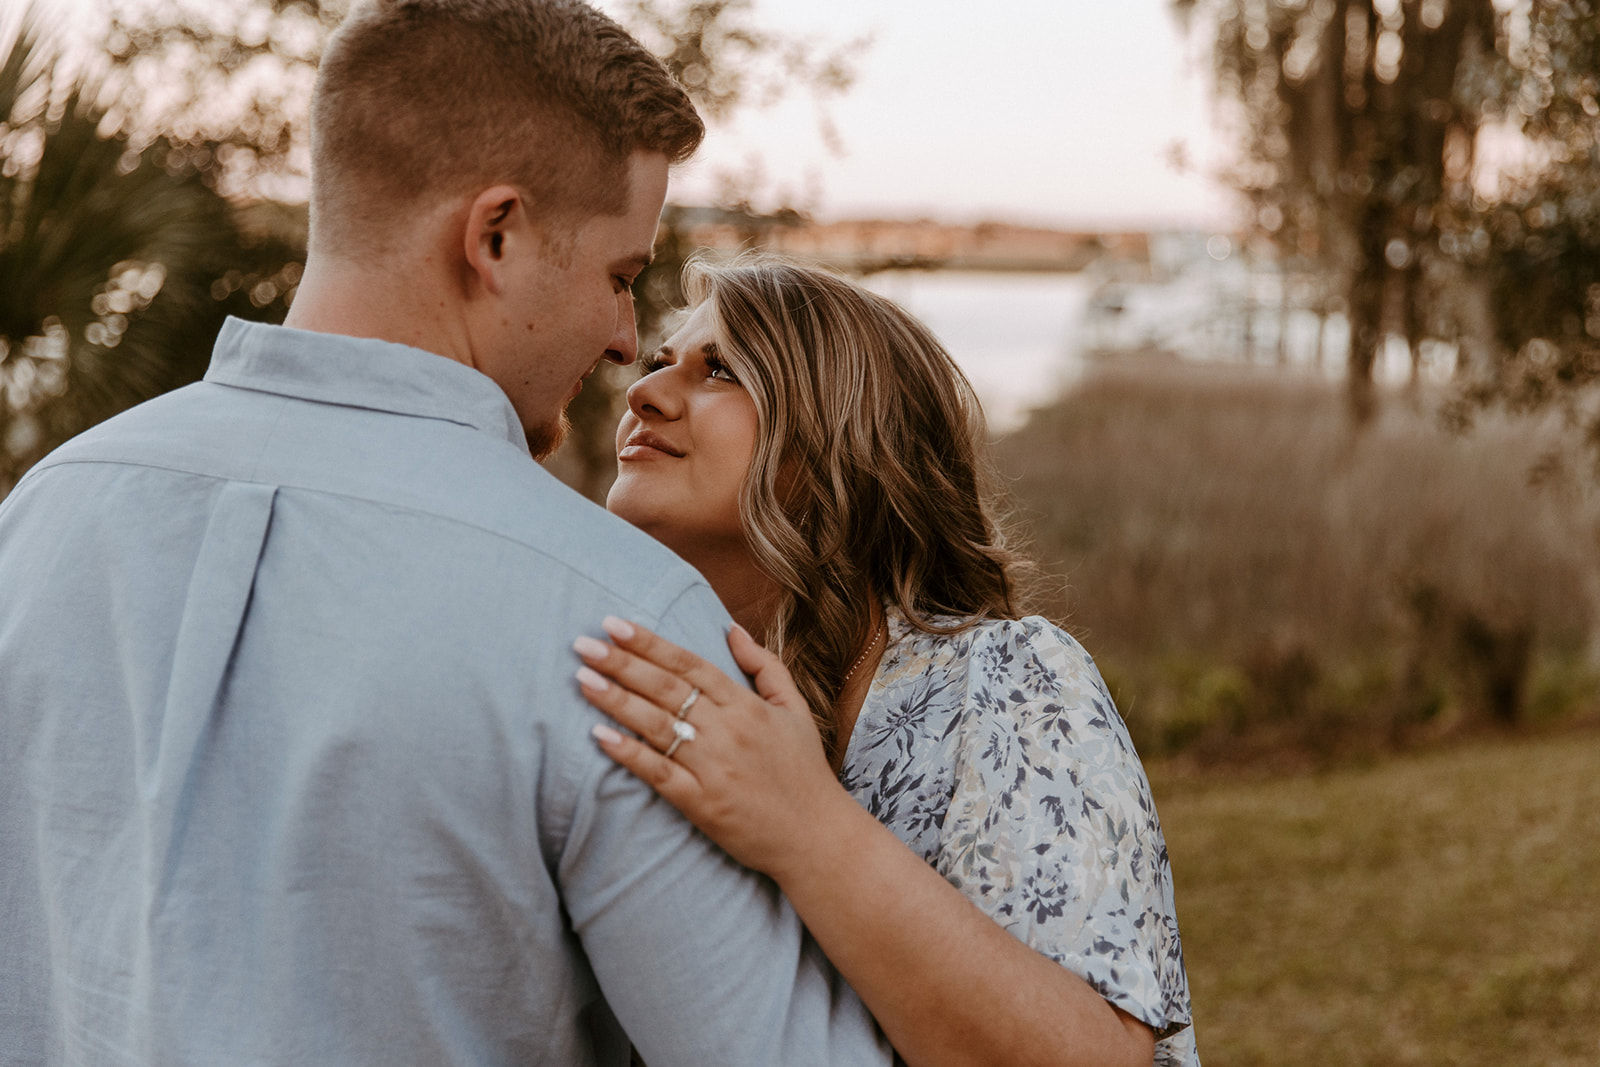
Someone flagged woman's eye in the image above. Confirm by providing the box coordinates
[637,354,665,376]
[706,359,740,385]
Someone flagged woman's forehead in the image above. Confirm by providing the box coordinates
[659,303,720,349]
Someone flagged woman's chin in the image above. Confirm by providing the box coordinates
[605,489,670,542]
[604,482,646,526]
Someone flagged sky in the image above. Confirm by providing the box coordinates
[596,0,1238,230]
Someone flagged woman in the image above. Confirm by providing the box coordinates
[573,257,1198,1067]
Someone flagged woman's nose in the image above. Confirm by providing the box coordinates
[625,366,682,421]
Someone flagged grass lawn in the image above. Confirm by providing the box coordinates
[1152,729,1600,1065]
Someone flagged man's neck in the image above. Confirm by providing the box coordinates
[284,254,468,366]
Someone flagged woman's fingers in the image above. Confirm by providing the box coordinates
[572,635,699,726]
[575,664,683,754]
[596,617,745,705]
[724,623,771,675]
[727,623,807,713]
[588,722,701,810]
[573,618,839,877]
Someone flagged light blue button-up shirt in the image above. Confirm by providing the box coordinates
[0,319,889,1067]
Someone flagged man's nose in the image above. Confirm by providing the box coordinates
[605,293,639,366]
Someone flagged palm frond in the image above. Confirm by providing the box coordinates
[0,2,299,492]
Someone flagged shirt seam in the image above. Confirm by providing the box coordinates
[207,376,507,442]
[19,453,698,612]
[245,394,292,482]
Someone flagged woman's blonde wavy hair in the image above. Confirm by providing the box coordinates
[682,255,1036,756]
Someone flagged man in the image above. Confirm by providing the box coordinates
[0,2,891,1064]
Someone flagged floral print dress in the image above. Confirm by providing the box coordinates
[840,611,1199,1067]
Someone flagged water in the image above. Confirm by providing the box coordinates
[860,271,1094,433]
[855,260,1441,435]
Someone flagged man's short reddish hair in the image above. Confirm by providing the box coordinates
[309,0,703,252]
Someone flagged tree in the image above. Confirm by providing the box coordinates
[1449,1,1600,449]
[1181,0,1600,450]
[1175,0,1500,422]
[0,9,298,493]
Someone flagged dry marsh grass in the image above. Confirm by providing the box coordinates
[996,360,1600,764]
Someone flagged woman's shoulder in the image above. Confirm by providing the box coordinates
[968,614,1097,666]
[884,610,1093,661]
[921,614,1140,765]
[918,614,1106,700]
[876,610,1122,738]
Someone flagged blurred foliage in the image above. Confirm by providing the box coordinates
[0,8,299,494]
[1176,0,1600,443]
[0,0,863,503]
[100,0,337,199]
[1449,5,1600,444]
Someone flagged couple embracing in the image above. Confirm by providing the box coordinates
[0,1,1198,1065]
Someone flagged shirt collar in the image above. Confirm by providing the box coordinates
[203,317,530,456]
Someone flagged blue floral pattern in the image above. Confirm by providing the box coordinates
[840,611,1199,1066]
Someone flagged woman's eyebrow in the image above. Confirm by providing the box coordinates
[701,341,720,360]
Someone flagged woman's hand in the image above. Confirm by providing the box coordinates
[575,618,1159,1067]
[573,617,856,879]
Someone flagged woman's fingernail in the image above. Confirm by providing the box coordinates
[576,666,610,691]
[601,616,636,640]
[591,723,624,745]
[728,622,750,640]
[573,635,608,659]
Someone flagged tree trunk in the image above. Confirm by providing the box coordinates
[1402,260,1426,405]
[1347,217,1388,424]
[1452,267,1503,385]
[1277,266,1292,367]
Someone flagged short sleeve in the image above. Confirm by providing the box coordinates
[932,617,1195,1047]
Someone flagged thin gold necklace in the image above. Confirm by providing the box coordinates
[842,621,886,687]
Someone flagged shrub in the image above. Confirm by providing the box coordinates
[998,361,1600,762]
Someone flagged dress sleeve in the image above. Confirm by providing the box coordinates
[932,617,1194,1043]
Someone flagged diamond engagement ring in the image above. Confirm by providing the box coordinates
[675,686,701,720]
[663,718,697,759]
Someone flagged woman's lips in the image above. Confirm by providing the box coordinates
[619,429,685,460]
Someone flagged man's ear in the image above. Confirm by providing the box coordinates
[462,185,528,296]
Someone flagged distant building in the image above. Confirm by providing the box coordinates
[667,207,1149,276]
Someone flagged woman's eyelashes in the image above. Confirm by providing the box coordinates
[704,352,740,384]
[635,349,741,385]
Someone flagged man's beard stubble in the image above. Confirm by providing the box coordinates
[526,410,572,462]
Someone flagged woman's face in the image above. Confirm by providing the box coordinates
[606,301,760,560]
